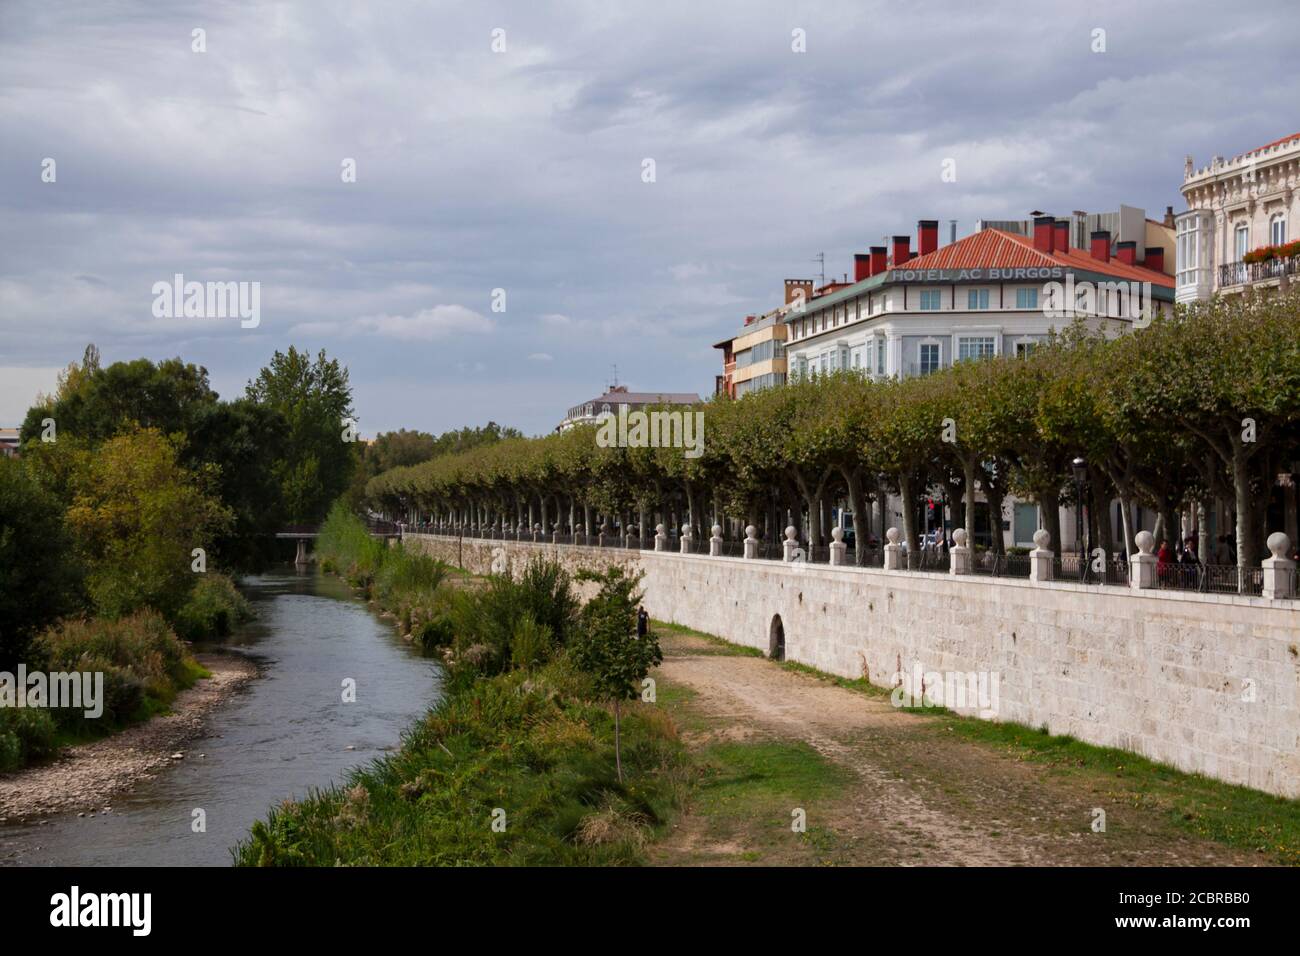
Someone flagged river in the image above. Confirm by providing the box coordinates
[0,568,442,866]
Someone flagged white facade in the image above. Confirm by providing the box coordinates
[1177,132,1300,302]
[786,279,1160,382]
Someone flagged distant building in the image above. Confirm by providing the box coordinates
[784,214,1173,383]
[1177,131,1300,302]
[557,385,701,432]
[0,428,19,458]
[712,280,811,398]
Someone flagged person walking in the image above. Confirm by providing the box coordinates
[636,606,649,639]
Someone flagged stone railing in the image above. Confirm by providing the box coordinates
[403,523,1297,602]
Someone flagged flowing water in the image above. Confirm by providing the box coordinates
[0,568,442,866]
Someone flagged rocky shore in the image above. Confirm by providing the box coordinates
[0,653,259,821]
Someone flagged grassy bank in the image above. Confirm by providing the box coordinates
[0,609,210,771]
[234,506,690,865]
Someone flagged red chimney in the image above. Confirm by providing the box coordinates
[1143,247,1165,274]
[869,246,887,276]
[1090,230,1110,263]
[891,235,910,266]
[1032,215,1055,254]
[917,220,938,257]
[854,254,871,282]
[1116,241,1137,266]
[1053,219,1070,254]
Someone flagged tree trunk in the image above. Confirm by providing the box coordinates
[843,467,868,565]
[1233,449,1256,575]
[899,474,919,554]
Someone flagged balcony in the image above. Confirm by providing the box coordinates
[1218,256,1299,289]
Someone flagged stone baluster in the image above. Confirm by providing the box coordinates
[1262,532,1296,600]
[680,523,694,554]
[829,526,846,566]
[883,527,903,570]
[1029,529,1054,582]
[552,521,561,545]
[949,528,971,574]
[1130,530,1157,589]
[743,524,759,560]
[709,524,723,557]
[783,525,799,562]
[654,523,667,552]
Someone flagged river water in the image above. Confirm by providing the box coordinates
[0,568,443,866]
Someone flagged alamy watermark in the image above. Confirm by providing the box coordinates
[0,665,103,718]
[151,273,260,328]
[595,406,705,459]
[890,661,1000,718]
[1042,276,1153,327]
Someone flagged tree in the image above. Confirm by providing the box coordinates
[21,351,217,448]
[569,566,662,783]
[64,427,232,620]
[247,346,357,522]
[0,458,82,668]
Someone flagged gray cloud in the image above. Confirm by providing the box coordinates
[1,0,1296,434]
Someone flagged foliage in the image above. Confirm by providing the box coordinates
[0,457,82,669]
[246,346,357,523]
[0,707,58,773]
[25,609,204,746]
[364,289,1300,570]
[231,659,686,866]
[570,566,661,782]
[63,426,232,621]
[173,574,254,642]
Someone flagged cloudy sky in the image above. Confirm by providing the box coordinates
[1,0,1296,435]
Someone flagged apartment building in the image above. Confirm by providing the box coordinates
[1177,131,1300,302]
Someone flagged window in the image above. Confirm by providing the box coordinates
[919,343,940,375]
[1015,341,1036,358]
[967,288,989,310]
[1015,288,1038,309]
[1235,224,1249,261]
[919,289,942,311]
[877,339,886,375]
[1272,215,1287,246]
[957,337,996,361]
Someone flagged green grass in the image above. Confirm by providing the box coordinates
[233,661,690,866]
[658,620,1300,866]
[932,717,1300,864]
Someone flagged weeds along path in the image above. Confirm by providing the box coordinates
[649,629,1265,867]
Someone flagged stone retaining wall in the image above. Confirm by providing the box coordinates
[404,533,1300,798]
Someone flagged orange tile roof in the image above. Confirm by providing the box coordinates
[1243,131,1300,156]
[901,228,1174,288]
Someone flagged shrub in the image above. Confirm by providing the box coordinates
[0,707,58,772]
[34,610,193,729]
[510,615,552,671]
[173,573,253,641]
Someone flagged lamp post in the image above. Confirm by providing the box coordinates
[1071,456,1088,582]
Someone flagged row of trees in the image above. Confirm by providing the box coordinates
[366,290,1300,573]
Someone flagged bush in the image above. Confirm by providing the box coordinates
[0,707,57,772]
[510,616,552,671]
[34,610,195,730]
[173,574,253,641]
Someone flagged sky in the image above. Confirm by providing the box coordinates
[1,0,1297,435]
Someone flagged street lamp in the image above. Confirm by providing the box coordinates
[1071,456,1088,582]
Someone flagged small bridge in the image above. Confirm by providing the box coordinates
[275,519,402,565]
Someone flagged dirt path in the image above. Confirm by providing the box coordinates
[0,653,258,822]
[650,631,1266,867]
